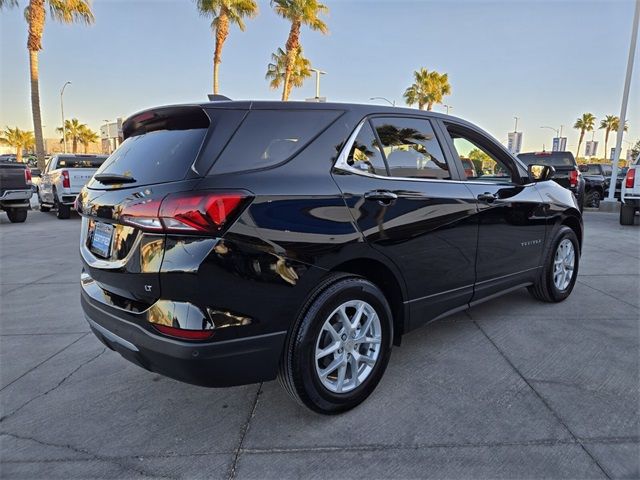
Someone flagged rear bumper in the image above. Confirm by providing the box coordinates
[622,197,640,208]
[81,285,287,388]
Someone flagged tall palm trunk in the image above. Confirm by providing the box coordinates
[72,138,78,153]
[426,102,433,111]
[282,21,301,101]
[603,128,610,162]
[213,11,229,95]
[27,0,46,172]
[576,130,585,159]
[16,147,23,164]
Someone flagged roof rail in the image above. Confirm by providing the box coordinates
[207,94,232,102]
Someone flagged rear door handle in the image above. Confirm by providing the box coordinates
[477,192,498,204]
[364,190,398,205]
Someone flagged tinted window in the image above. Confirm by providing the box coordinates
[56,156,107,168]
[90,128,207,188]
[371,117,449,179]
[347,123,387,176]
[518,152,576,167]
[449,130,512,182]
[212,110,341,175]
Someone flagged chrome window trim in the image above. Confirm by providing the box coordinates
[333,119,515,186]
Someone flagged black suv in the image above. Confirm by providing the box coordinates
[78,101,583,413]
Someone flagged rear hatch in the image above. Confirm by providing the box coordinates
[518,152,579,189]
[78,105,247,307]
[0,162,29,195]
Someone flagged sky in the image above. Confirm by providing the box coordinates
[1,0,639,156]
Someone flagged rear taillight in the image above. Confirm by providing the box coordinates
[569,169,579,188]
[625,168,636,188]
[152,324,214,341]
[24,168,32,185]
[61,170,70,188]
[120,191,250,234]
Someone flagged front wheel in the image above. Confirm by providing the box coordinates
[585,190,601,208]
[279,274,393,414]
[6,208,27,223]
[528,226,580,302]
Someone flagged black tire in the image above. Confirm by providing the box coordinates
[278,273,393,414]
[585,190,601,208]
[620,203,636,225]
[56,202,70,219]
[528,226,580,303]
[38,194,50,212]
[6,208,27,223]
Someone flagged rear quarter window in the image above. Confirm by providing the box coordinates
[210,109,342,175]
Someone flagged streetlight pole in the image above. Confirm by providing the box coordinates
[369,96,395,107]
[310,68,326,100]
[513,116,520,132]
[443,104,452,115]
[607,0,639,202]
[60,81,71,154]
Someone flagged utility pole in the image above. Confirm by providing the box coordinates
[606,0,638,202]
[513,116,520,132]
[310,68,326,100]
[60,82,71,154]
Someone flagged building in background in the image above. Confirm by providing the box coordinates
[101,118,124,154]
[44,138,102,155]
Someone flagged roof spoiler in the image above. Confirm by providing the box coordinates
[207,94,232,102]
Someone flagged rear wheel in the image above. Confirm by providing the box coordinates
[620,203,636,225]
[585,190,601,208]
[55,192,70,219]
[528,226,579,302]
[279,274,393,414]
[6,208,27,223]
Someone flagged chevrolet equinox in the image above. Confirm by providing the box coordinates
[78,101,583,414]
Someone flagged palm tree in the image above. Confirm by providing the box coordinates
[78,125,99,154]
[195,0,258,95]
[403,68,451,111]
[0,127,35,163]
[265,46,311,95]
[0,0,94,172]
[57,118,88,154]
[599,115,628,161]
[573,113,596,159]
[271,0,328,101]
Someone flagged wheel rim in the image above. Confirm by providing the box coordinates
[553,238,575,291]
[314,300,382,394]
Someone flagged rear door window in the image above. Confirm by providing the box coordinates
[347,123,387,176]
[211,110,342,175]
[371,117,450,179]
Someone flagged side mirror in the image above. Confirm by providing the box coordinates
[528,164,555,182]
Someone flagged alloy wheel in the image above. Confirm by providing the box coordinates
[314,300,382,394]
[553,238,575,291]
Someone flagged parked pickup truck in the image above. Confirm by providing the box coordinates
[620,157,640,225]
[39,154,107,219]
[518,151,585,209]
[0,161,32,223]
[578,163,610,208]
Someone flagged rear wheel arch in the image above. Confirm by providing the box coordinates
[560,212,583,250]
[329,258,407,345]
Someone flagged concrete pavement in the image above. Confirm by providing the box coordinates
[1,210,638,479]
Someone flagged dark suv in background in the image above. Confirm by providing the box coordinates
[518,151,585,208]
[78,101,582,413]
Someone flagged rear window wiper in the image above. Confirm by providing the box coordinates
[94,173,137,184]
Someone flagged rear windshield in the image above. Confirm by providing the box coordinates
[90,128,207,188]
[518,152,576,167]
[211,110,342,175]
[581,164,612,175]
[56,157,106,168]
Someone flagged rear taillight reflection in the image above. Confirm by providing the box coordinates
[62,170,70,188]
[569,169,579,188]
[120,192,250,235]
[152,324,214,340]
[24,168,32,185]
[625,169,636,189]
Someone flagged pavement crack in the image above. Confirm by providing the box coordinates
[0,333,89,393]
[468,311,613,479]
[577,280,639,309]
[1,347,107,422]
[228,383,262,480]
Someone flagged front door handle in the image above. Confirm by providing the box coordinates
[477,192,498,204]
[364,190,398,205]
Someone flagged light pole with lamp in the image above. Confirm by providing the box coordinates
[310,68,326,100]
[369,96,395,107]
[443,104,452,115]
[60,82,71,154]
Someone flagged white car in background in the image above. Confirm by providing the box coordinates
[38,154,108,219]
[620,155,640,225]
